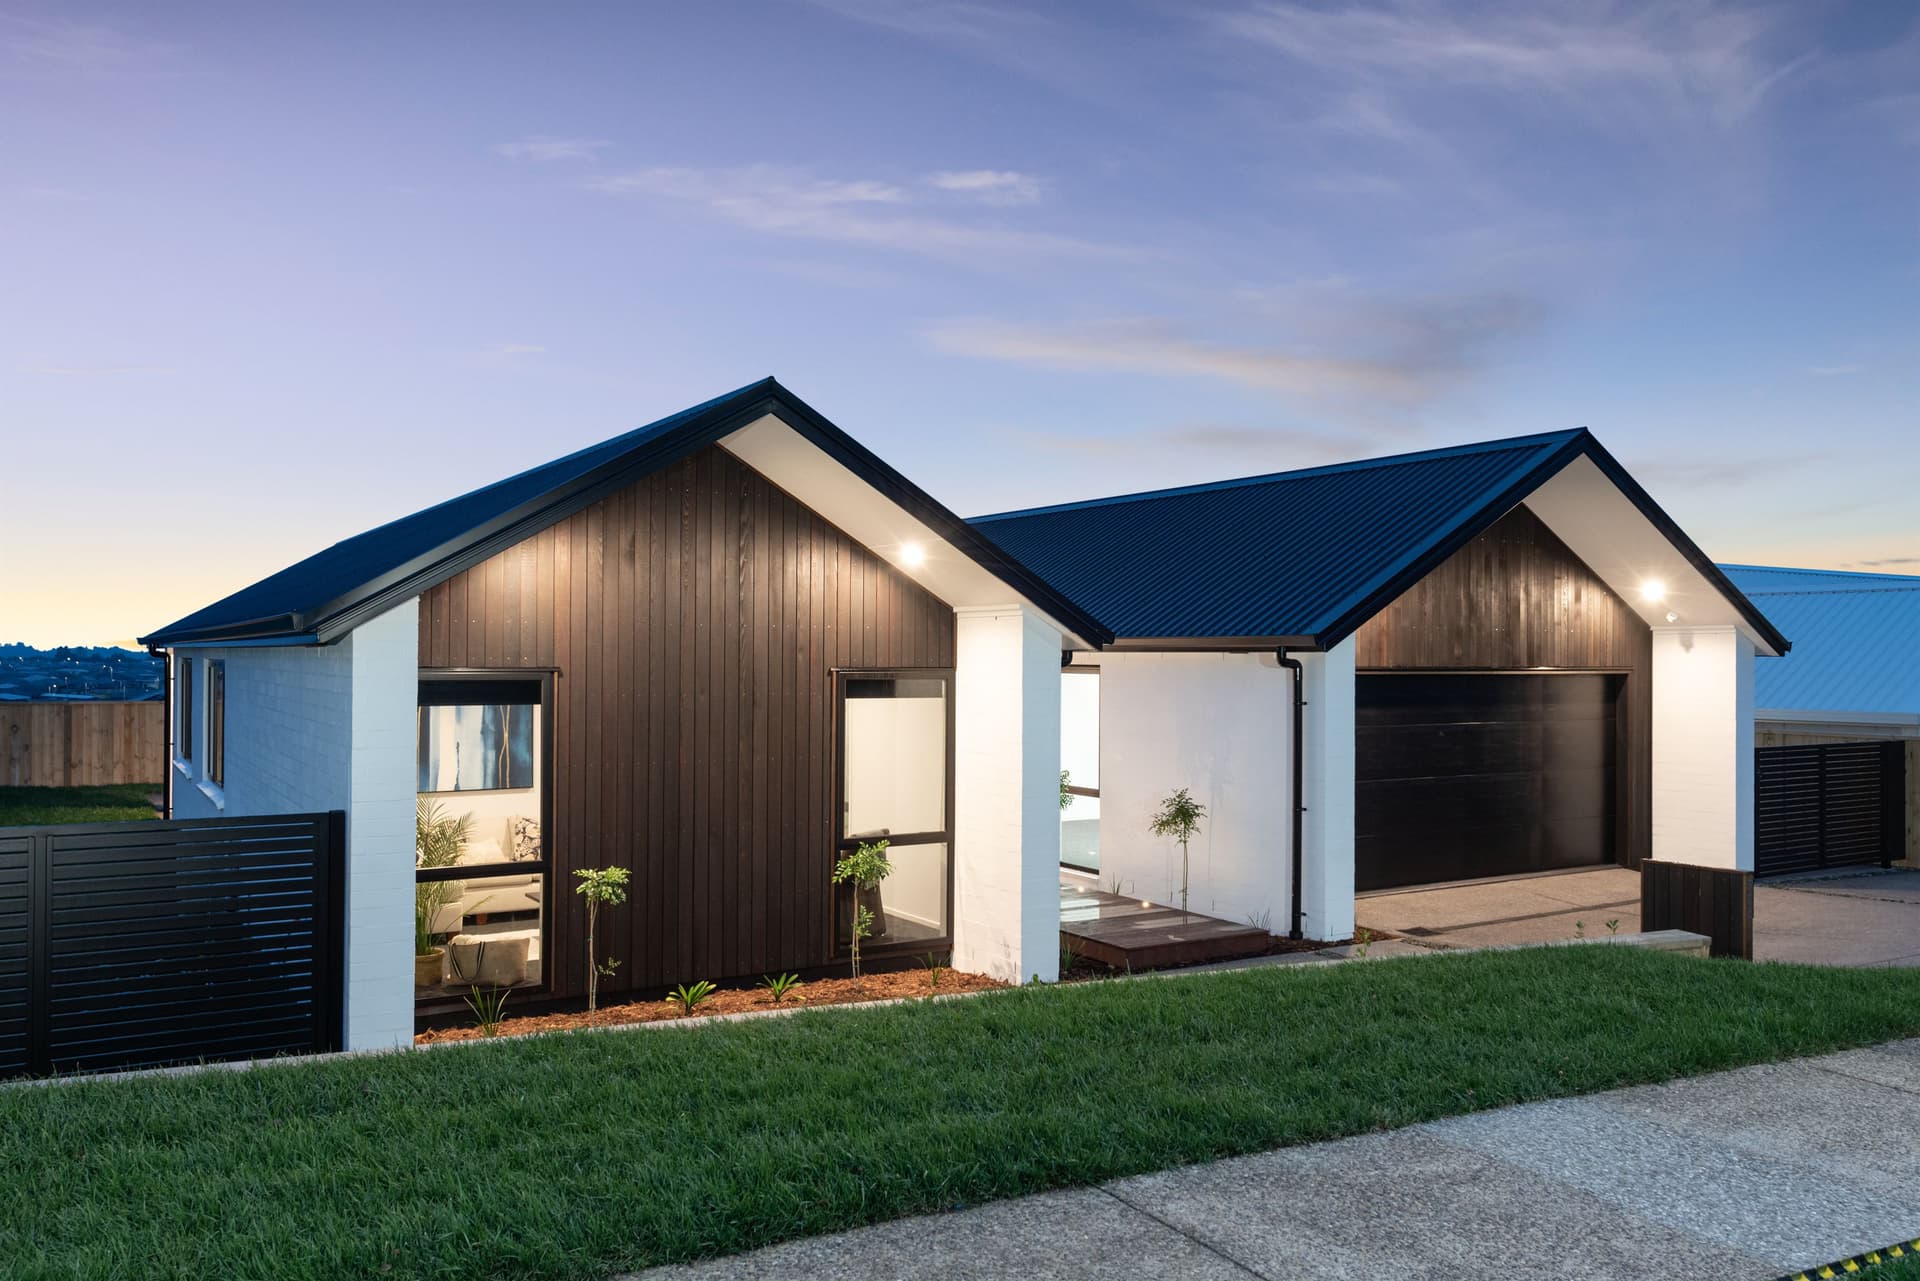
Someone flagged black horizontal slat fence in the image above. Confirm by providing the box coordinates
[1756,741,1904,878]
[0,811,343,1078]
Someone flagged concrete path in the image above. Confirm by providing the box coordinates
[1757,869,1920,967]
[1358,866,1920,967]
[624,1039,1920,1281]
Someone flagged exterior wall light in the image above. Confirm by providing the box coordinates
[1639,579,1667,603]
[900,542,926,568]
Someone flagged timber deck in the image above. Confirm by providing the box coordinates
[1059,883,1273,970]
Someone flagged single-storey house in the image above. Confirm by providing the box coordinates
[1717,564,1918,872]
[141,380,1787,1050]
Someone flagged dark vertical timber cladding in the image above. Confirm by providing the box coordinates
[1354,502,1654,869]
[416,445,956,998]
[1755,741,1905,877]
[1641,860,1753,959]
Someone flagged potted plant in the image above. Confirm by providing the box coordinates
[414,799,472,988]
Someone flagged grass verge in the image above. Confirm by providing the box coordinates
[6,947,1920,1280]
[0,783,159,826]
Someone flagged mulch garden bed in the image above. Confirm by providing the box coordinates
[416,967,1008,1044]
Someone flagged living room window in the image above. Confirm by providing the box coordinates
[835,671,954,954]
[413,674,550,1001]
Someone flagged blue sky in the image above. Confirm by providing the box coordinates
[2,1,1915,646]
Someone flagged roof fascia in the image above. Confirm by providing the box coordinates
[1103,635,1320,653]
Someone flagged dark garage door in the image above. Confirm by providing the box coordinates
[1357,673,1621,892]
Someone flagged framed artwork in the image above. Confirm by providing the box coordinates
[417,703,535,792]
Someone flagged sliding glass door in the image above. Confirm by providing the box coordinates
[835,671,953,953]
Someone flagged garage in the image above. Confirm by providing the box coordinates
[1356,673,1622,892]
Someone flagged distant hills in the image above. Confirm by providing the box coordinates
[0,644,164,702]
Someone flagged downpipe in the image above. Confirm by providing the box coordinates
[1276,648,1306,940]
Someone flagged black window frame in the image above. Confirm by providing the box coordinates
[205,659,225,787]
[176,656,193,762]
[414,670,556,1007]
[1060,665,1100,874]
[831,667,957,961]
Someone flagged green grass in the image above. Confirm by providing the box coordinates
[7,948,1920,1281]
[0,783,160,827]
[1854,1247,1920,1278]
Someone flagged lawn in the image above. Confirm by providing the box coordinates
[7,947,1920,1281]
[0,783,160,826]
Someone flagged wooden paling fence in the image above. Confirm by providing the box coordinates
[2,702,165,787]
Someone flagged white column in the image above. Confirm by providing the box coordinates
[1298,636,1356,941]
[1651,626,1756,871]
[952,604,1063,983]
[344,599,421,1050]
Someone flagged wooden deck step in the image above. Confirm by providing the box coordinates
[1060,884,1273,971]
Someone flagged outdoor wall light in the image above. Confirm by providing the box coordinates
[900,542,927,568]
[1665,610,1679,624]
[1639,579,1667,603]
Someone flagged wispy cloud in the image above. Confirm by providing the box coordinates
[589,164,1131,261]
[927,169,1043,204]
[0,13,171,72]
[494,136,611,162]
[1628,453,1818,489]
[1222,1,1805,133]
[485,342,546,357]
[30,363,174,376]
[929,286,1546,406]
[1809,363,1862,376]
[1846,556,1920,569]
[1018,421,1377,464]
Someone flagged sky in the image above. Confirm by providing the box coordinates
[1,1,1915,648]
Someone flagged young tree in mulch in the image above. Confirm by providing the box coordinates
[833,840,893,984]
[1150,788,1206,915]
[573,866,630,1016]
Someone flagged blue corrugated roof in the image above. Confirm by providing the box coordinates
[142,379,1111,649]
[1719,565,1920,715]
[974,430,1610,645]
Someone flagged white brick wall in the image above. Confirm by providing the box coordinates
[1298,637,1356,941]
[952,605,1062,983]
[1098,651,1294,930]
[1651,626,1756,870]
[167,599,420,1051]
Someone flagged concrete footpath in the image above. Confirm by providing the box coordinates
[627,1039,1920,1281]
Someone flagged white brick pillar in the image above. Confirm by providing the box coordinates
[1651,626,1756,871]
[953,604,1063,983]
[344,599,421,1050]
[1298,636,1356,941]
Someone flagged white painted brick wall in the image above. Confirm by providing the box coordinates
[952,605,1062,983]
[166,598,420,1051]
[1098,651,1294,930]
[1299,637,1356,941]
[1652,626,1756,870]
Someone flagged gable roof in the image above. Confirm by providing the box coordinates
[973,429,1790,654]
[1719,564,1920,716]
[141,379,1110,649]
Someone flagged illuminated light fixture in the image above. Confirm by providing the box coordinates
[1665,611,1679,624]
[899,542,927,568]
[1639,579,1667,604]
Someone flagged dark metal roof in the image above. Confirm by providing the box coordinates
[972,429,1791,653]
[1720,565,1920,714]
[142,379,1111,649]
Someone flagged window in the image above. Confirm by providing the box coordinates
[1061,667,1100,872]
[415,675,550,999]
[837,672,952,951]
[175,657,193,762]
[205,660,225,787]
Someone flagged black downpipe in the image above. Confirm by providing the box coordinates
[1276,648,1307,940]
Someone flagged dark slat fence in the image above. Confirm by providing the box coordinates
[0,811,343,1078]
[1756,741,1905,878]
[1641,860,1754,959]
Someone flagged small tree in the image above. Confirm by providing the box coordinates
[1060,769,1074,810]
[832,839,893,982]
[573,866,630,1015]
[1149,788,1206,914]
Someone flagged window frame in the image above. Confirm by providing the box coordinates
[175,656,194,764]
[205,659,226,787]
[1060,665,1101,874]
[414,669,557,1007]
[830,667,956,960]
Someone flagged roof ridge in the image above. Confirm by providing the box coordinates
[970,428,1589,524]
[1719,562,1920,583]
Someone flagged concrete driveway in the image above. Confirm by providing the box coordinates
[1357,866,1920,966]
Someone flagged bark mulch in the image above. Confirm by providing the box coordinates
[416,967,1008,1044]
